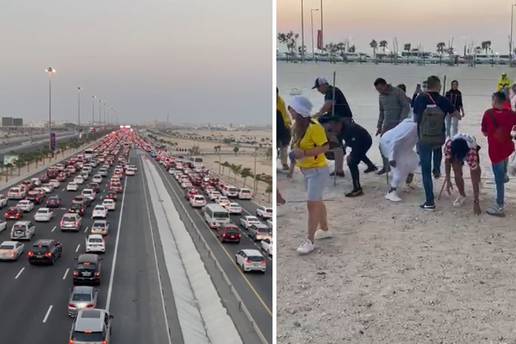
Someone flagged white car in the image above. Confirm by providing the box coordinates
[85,234,106,253]
[190,195,207,208]
[67,182,79,191]
[73,175,85,185]
[30,177,41,187]
[240,215,261,230]
[0,194,7,208]
[7,186,26,200]
[0,241,25,261]
[92,205,108,219]
[16,200,34,213]
[125,168,136,176]
[102,198,116,211]
[261,238,273,256]
[40,184,54,194]
[181,181,192,189]
[34,208,54,222]
[256,206,273,219]
[235,249,266,273]
[226,202,242,214]
[238,188,253,200]
[49,179,60,188]
[91,220,109,235]
[217,196,231,209]
[208,191,221,201]
[168,168,176,175]
[81,188,96,200]
[92,175,103,183]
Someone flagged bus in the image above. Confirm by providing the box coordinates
[203,203,230,229]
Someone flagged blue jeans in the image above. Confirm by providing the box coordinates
[418,143,442,204]
[492,161,506,207]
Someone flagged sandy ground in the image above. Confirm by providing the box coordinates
[277,155,516,344]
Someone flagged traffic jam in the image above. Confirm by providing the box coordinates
[140,140,273,274]
[0,130,137,343]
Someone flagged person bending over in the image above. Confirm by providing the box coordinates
[443,134,481,215]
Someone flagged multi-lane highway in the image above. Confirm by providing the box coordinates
[0,131,79,155]
[0,130,272,343]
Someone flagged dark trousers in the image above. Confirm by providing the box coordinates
[418,143,442,204]
[347,137,374,189]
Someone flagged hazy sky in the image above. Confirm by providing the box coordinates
[0,0,272,126]
[278,0,515,55]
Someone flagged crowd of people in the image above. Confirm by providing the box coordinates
[277,74,516,255]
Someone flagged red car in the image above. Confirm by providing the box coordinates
[56,173,67,182]
[185,188,199,201]
[26,190,45,204]
[46,196,62,208]
[88,183,100,193]
[109,183,123,193]
[4,207,23,220]
[217,224,241,243]
[21,180,34,191]
[39,174,49,183]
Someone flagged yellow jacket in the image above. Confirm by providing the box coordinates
[497,75,512,92]
[277,95,292,128]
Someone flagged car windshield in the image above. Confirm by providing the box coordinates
[64,216,76,222]
[247,255,264,262]
[72,331,105,341]
[89,238,103,243]
[256,227,269,233]
[32,245,49,253]
[225,229,240,235]
[13,224,26,230]
[93,222,105,227]
[72,293,91,302]
[38,209,49,213]
[0,244,15,250]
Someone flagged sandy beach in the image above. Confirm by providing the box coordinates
[277,64,516,343]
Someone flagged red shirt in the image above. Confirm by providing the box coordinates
[481,108,516,164]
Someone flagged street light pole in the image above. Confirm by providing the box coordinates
[311,9,319,60]
[45,67,56,152]
[98,98,101,126]
[301,0,305,62]
[91,96,96,127]
[511,4,516,61]
[320,0,324,49]
[77,87,81,128]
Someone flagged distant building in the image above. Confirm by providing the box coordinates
[1,117,23,127]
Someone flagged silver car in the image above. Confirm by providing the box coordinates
[68,286,98,317]
[69,308,113,343]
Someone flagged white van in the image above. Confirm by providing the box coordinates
[10,221,36,240]
[238,188,253,200]
[84,148,95,160]
[223,185,239,198]
[203,203,230,229]
[7,186,26,200]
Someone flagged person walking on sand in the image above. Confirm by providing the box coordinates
[277,88,292,171]
[319,116,377,197]
[312,77,353,177]
[288,96,331,255]
[413,75,458,210]
[379,117,418,202]
[443,133,482,215]
[374,78,411,175]
[444,80,465,138]
[481,91,516,217]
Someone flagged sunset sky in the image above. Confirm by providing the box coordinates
[277,0,515,55]
[0,0,272,125]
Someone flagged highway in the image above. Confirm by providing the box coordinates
[0,131,79,155]
[0,132,272,343]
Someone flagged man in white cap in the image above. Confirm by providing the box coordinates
[379,117,418,202]
[312,77,360,177]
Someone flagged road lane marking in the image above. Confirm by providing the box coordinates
[84,226,89,233]
[105,167,128,311]
[62,188,65,192]
[155,159,272,317]
[141,158,173,344]
[62,268,70,280]
[42,305,53,323]
[51,225,56,232]
[75,244,80,253]
[14,267,24,279]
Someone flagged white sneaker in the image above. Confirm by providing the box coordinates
[296,239,315,254]
[315,229,332,240]
[385,191,402,202]
[453,195,466,207]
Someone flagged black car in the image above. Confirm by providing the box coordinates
[28,239,63,265]
[73,254,102,285]
[68,204,86,217]
[46,195,62,208]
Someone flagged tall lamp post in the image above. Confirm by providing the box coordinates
[98,98,102,126]
[77,87,81,128]
[45,67,56,152]
[320,0,324,48]
[300,0,305,62]
[311,9,319,60]
[91,96,96,127]
[511,3,516,63]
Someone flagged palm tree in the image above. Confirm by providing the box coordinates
[278,31,300,61]
[369,39,378,59]
[233,146,239,156]
[436,42,446,65]
[240,167,253,187]
[404,43,411,51]
[379,40,388,53]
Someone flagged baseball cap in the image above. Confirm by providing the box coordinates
[289,96,313,118]
[312,77,329,89]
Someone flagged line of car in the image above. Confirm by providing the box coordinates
[0,129,138,343]
[148,147,274,273]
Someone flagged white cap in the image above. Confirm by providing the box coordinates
[289,96,313,118]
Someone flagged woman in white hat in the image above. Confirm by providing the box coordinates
[288,96,331,254]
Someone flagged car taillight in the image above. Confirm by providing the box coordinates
[245,258,251,264]
[95,272,100,277]
[69,340,75,344]
[28,251,34,257]
[45,252,52,257]
[68,304,76,308]
[60,221,64,227]
[86,303,94,308]
[73,271,79,277]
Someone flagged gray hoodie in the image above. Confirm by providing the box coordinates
[377,85,411,133]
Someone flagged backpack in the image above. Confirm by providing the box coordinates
[419,93,446,147]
